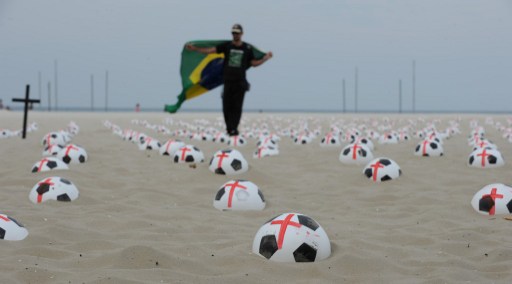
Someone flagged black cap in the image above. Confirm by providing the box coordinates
[232,24,243,33]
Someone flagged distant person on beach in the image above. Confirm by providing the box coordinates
[0,99,4,109]
[186,24,273,136]
[135,103,140,112]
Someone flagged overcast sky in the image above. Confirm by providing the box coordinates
[1,0,511,112]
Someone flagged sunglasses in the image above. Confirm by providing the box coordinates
[232,32,241,35]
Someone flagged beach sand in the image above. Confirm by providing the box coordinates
[1,110,511,283]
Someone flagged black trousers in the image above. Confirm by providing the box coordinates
[222,80,248,136]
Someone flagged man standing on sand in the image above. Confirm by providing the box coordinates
[186,24,273,136]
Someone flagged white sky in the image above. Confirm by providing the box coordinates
[1,0,511,112]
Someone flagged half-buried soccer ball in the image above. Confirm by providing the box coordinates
[252,213,331,262]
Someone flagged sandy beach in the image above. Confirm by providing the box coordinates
[1,110,512,283]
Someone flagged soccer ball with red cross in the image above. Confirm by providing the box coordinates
[0,214,28,241]
[471,183,512,215]
[31,157,69,173]
[363,157,402,182]
[252,213,331,262]
[57,144,88,164]
[209,149,248,175]
[173,145,204,163]
[414,139,444,157]
[468,147,504,168]
[29,177,79,204]
[339,143,374,165]
[213,180,265,211]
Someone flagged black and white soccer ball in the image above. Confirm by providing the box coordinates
[173,145,205,163]
[414,139,444,157]
[0,214,28,241]
[293,133,313,145]
[471,183,512,215]
[253,145,279,159]
[57,144,88,164]
[29,177,79,204]
[363,157,402,182]
[31,157,69,173]
[0,129,13,139]
[350,136,374,150]
[320,132,341,147]
[138,136,161,151]
[257,136,279,148]
[213,132,229,144]
[339,143,374,165]
[159,139,185,156]
[42,144,64,157]
[213,180,265,211]
[41,132,67,147]
[252,213,331,262]
[227,135,247,147]
[378,133,399,144]
[468,148,504,168]
[209,149,248,175]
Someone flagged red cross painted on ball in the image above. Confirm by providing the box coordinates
[482,188,503,215]
[216,152,230,168]
[477,149,490,167]
[270,214,302,249]
[225,180,247,208]
[370,161,384,182]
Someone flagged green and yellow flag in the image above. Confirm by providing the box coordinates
[164,40,267,113]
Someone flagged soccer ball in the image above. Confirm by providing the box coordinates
[320,132,341,147]
[339,143,374,165]
[138,136,161,151]
[363,157,402,182]
[472,139,497,151]
[253,146,279,159]
[257,136,279,148]
[57,144,88,164]
[41,132,67,147]
[213,132,229,143]
[350,136,374,150]
[213,180,265,211]
[471,183,512,215]
[173,145,205,163]
[227,135,247,147]
[378,133,398,144]
[159,139,185,156]
[252,213,331,262]
[414,139,444,157]
[0,129,13,139]
[31,157,69,173]
[468,148,505,168]
[29,177,79,203]
[42,144,64,157]
[208,149,248,175]
[0,214,28,241]
[293,133,313,145]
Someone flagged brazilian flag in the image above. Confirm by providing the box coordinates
[164,40,267,113]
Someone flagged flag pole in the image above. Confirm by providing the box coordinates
[354,67,358,113]
[47,82,52,112]
[91,74,94,111]
[399,79,402,113]
[342,78,346,113]
[54,60,58,111]
[412,60,416,113]
[105,70,109,112]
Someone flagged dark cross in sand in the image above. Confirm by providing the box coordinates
[12,85,40,139]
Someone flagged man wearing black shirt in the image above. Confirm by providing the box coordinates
[186,24,273,136]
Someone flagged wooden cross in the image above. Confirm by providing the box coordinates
[12,85,40,139]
